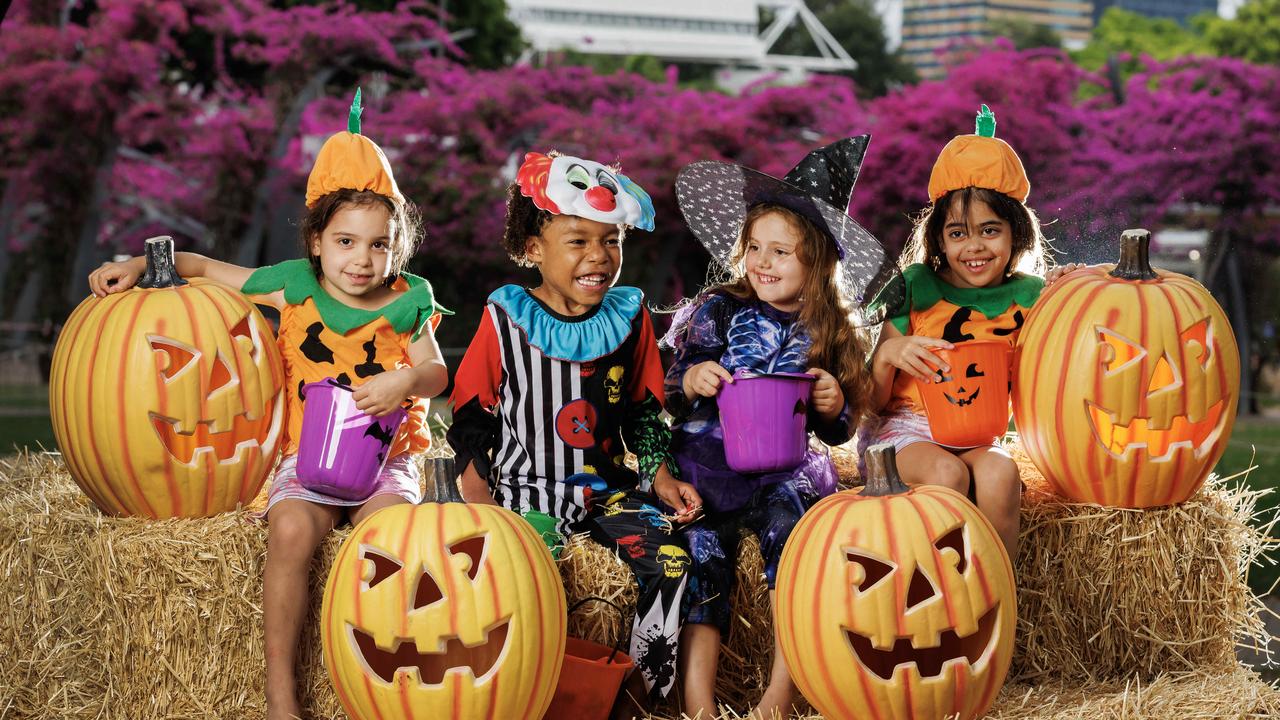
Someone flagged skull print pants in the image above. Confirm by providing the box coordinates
[581,490,690,700]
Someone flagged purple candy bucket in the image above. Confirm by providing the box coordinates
[717,370,815,474]
[295,378,407,501]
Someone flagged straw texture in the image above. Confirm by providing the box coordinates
[0,439,1274,719]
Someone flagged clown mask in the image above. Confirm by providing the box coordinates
[517,152,656,231]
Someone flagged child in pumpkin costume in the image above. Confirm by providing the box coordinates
[446,151,701,707]
[663,137,899,720]
[864,105,1079,558]
[89,91,449,720]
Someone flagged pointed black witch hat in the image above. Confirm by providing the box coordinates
[675,135,901,325]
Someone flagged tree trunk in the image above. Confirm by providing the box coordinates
[64,143,120,309]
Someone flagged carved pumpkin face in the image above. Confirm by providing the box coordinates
[916,340,1012,448]
[322,503,566,719]
[1013,233,1238,507]
[776,483,1016,720]
[50,277,284,518]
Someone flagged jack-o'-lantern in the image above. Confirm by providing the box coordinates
[776,444,1016,720]
[49,236,285,518]
[1013,229,1238,507]
[916,340,1012,447]
[321,476,566,720]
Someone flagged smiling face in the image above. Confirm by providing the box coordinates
[310,203,396,307]
[50,278,285,518]
[775,485,1017,720]
[742,210,809,312]
[938,198,1012,289]
[322,503,566,719]
[525,214,622,316]
[1012,262,1240,507]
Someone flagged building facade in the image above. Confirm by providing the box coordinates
[899,0,1092,79]
[1092,0,1220,25]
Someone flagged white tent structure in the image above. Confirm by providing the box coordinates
[506,0,856,74]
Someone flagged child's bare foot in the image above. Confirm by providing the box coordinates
[750,685,794,719]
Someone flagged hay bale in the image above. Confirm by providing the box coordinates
[1009,439,1274,681]
[1,440,1273,719]
[645,666,1280,719]
[0,450,346,720]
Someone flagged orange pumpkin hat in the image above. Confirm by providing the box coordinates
[305,88,404,208]
[927,104,1029,203]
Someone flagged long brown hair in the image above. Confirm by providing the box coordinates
[712,203,875,425]
[900,186,1049,277]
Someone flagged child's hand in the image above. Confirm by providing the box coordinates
[876,335,954,384]
[352,369,415,417]
[1045,263,1086,286]
[683,361,733,400]
[88,257,145,297]
[806,368,845,420]
[652,466,703,523]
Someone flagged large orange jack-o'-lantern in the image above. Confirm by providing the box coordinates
[1013,229,1239,507]
[321,460,566,720]
[49,236,285,518]
[776,444,1016,720]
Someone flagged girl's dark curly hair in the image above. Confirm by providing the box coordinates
[299,189,422,284]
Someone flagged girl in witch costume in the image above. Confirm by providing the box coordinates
[864,105,1079,558]
[664,136,900,720]
[89,91,449,720]
[446,151,702,710]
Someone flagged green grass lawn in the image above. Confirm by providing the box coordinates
[1216,418,1280,596]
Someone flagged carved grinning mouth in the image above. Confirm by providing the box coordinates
[1086,399,1226,461]
[944,387,981,407]
[349,618,512,685]
[845,604,998,681]
[150,397,282,465]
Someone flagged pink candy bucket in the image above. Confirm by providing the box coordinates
[295,378,406,500]
[717,370,815,474]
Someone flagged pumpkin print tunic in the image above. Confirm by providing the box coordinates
[885,263,1044,415]
[241,259,446,459]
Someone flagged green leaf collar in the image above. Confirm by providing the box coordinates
[242,259,451,339]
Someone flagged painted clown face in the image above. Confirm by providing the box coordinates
[517,152,656,231]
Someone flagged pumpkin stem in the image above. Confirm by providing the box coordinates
[430,455,464,503]
[1110,228,1159,281]
[976,104,997,138]
[861,443,912,497]
[348,87,362,135]
[137,235,188,289]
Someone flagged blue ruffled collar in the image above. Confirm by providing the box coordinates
[488,284,643,362]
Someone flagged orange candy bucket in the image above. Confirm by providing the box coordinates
[914,340,1012,447]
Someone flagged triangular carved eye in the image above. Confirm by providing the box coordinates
[846,550,895,593]
[148,336,199,381]
[1180,318,1212,370]
[361,547,403,590]
[1096,327,1146,375]
[449,535,487,583]
[935,526,967,575]
[229,314,259,361]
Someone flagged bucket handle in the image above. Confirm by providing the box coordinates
[567,596,630,665]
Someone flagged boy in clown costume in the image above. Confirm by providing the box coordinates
[447,151,701,713]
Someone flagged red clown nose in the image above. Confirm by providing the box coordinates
[584,185,617,212]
